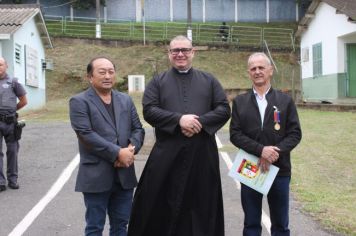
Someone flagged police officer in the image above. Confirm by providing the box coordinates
[0,57,27,192]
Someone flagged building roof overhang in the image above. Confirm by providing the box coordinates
[295,0,356,38]
[0,4,53,48]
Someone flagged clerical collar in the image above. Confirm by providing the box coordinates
[176,67,192,74]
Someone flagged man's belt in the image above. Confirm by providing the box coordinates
[0,114,17,123]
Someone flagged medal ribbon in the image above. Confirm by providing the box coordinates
[273,107,280,123]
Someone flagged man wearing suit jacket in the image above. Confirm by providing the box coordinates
[69,57,145,236]
[230,52,301,236]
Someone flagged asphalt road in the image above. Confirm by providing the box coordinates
[0,122,342,236]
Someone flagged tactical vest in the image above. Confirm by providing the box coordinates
[0,76,18,114]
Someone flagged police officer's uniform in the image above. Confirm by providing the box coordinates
[0,74,26,188]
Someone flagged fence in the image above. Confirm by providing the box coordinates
[45,16,295,49]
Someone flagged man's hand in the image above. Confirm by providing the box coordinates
[181,128,194,137]
[179,114,202,137]
[115,146,135,168]
[258,158,271,173]
[114,160,125,168]
[261,146,280,164]
[17,95,27,110]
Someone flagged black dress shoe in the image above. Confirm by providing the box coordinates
[8,183,19,189]
[0,185,6,191]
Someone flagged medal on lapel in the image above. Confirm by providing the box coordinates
[273,106,280,131]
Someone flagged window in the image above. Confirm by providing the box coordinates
[312,43,322,76]
[15,43,22,64]
[302,47,309,62]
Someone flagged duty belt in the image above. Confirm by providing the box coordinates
[0,114,16,123]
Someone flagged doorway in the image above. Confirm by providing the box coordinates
[347,44,356,97]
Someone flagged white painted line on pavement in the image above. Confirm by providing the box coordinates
[9,154,80,236]
[262,209,272,234]
[215,134,223,149]
[220,151,233,169]
[220,151,241,190]
[215,135,241,189]
[215,134,271,235]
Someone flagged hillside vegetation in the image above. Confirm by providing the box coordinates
[45,38,300,101]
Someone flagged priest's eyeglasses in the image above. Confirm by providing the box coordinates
[169,48,193,56]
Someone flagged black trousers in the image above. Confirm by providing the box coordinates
[0,121,19,185]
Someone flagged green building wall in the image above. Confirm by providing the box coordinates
[302,73,347,102]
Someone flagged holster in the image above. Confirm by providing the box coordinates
[14,118,25,141]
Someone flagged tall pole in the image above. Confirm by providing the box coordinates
[142,0,146,45]
[70,4,74,21]
[96,0,101,38]
[187,0,192,41]
[266,0,270,23]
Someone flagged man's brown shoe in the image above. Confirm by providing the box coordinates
[0,185,6,191]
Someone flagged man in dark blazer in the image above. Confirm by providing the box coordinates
[69,57,144,236]
[230,52,301,236]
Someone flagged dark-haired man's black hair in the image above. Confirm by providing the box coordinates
[86,57,116,76]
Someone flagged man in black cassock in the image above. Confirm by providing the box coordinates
[128,35,231,236]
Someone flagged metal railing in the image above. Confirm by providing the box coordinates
[231,26,262,47]
[44,15,295,49]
